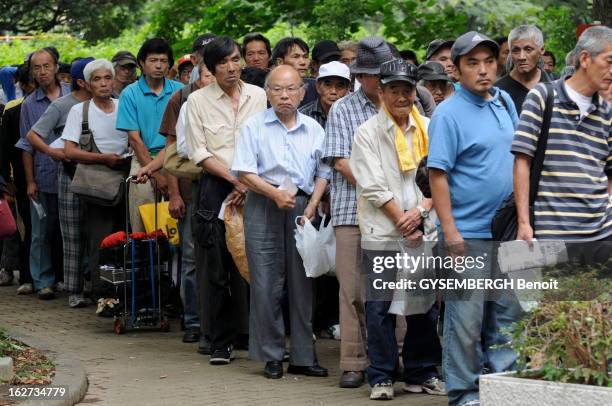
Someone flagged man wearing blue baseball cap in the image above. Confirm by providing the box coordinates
[25,56,94,306]
[428,31,523,406]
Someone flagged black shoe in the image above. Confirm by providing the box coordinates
[198,336,212,355]
[339,371,365,388]
[182,328,200,343]
[287,364,328,377]
[264,361,283,379]
[209,346,233,365]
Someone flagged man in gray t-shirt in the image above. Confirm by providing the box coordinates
[25,57,93,307]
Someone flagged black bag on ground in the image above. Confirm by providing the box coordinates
[491,83,554,241]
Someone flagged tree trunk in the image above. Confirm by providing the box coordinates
[592,0,612,27]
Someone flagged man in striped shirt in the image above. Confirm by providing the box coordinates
[512,26,612,245]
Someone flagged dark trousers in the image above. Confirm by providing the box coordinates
[84,200,123,300]
[363,249,441,386]
[193,173,249,351]
[15,183,32,285]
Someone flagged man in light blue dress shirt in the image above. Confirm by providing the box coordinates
[232,65,330,380]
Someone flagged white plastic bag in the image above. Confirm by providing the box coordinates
[318,215,336,276]
[294,216,331,278]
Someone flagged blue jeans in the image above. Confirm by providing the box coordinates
[441,239,524,406]
[363,249,441,386]
[179,200,199,329]
[30,192,58,290]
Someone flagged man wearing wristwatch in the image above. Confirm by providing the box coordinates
[350,59,444,401]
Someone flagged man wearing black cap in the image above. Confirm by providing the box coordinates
[350,59,444,400]
[189,33,216,84]
[111,51,137,98]
[428,32,523,406]
[418,61,454,105]
[426,39,457,81]
[310,40,341,78]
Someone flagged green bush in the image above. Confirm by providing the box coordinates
[511,297,611,387]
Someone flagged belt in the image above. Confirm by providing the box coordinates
[271,184,309,197]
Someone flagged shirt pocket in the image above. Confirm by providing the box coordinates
[203,124,230,151]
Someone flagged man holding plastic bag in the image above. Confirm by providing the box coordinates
[232,65,330,380]
[349,59,444,400]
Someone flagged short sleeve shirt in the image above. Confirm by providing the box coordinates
[116,76,183,153]
[511,79,612,241]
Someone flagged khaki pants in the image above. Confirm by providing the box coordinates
[128,159,155,232]
[335,225,368,371]
[335,225,407,372]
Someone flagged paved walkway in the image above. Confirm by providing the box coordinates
[0,284,446,406]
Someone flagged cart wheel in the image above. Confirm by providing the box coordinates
[114,318,126,335]
[160,318,170,332]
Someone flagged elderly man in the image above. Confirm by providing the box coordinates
[513,26,612,248]
[323,36,393,389]
[111,51,137,98]
[350,59,444,401]
[25,57,93,306]
[61,59,129,301]
[299,61,351,128]
[15,48,71,299]
[232,65,329,380]
[418,61,454,105]
[185,36,267,365]
[428,32,523,406]
[497,25,551,113]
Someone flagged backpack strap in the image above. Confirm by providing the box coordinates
[529,82,555,205]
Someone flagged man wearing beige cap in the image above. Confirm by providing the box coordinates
[111,50,137,97]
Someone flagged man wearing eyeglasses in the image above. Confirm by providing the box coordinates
[232,65,330,380]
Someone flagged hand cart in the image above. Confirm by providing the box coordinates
[99,176,171,334]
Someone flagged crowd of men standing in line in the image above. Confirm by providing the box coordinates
[0,22,611,406]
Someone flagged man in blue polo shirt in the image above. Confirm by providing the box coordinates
[428,32,524,406]
[117,38,182,231]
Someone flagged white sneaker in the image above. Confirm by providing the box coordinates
[404,377,446,395]
[370,380,394,400]
[69,294,87,308]
[17,283,33,295]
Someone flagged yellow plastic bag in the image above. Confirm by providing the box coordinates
[138,200,180,246]
[224,205,249,283]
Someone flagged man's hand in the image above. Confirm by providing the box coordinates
[104,154,127,169]
[27,181,38,200]
[301,202,317,225]
[444,229,465,258]
[516,223,534,248]
[226,188,246,208]
[168,194,186,219]
[152,172,168,196]
[396,208,422,236]
[273,189,296,210]
[47,148,67,162]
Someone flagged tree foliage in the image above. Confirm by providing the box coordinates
[0,0,146,42]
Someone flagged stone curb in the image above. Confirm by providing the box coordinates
[2,327,88,406]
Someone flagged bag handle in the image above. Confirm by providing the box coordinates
[529,82,554,206]
[78,100,102,154]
